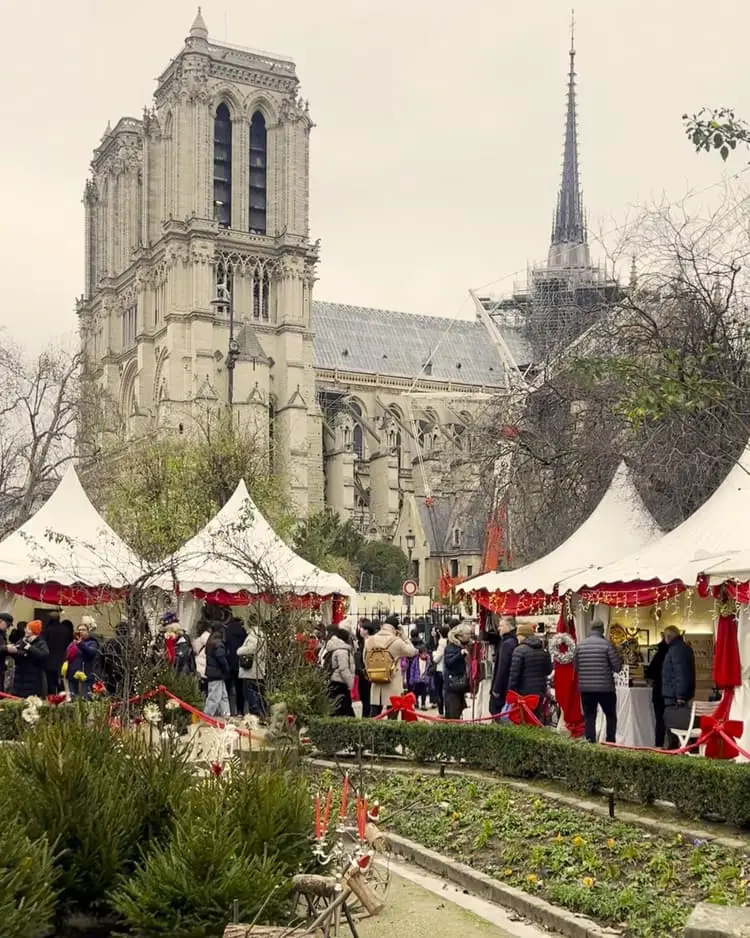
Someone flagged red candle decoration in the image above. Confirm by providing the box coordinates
[358,797,368,840]
[339,774,350,820]
[322,788,333,837]
[314,794,321,839]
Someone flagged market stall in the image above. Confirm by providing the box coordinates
[460,462,662,738]
[161,479,355,633]
[560,443,750,753]
[0,465,145,612]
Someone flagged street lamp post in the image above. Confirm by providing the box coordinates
[405,530,416,620]
[211,275,240,410]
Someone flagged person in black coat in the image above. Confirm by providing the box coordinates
[443,624,473,720]
[661,626,696,750]
[490,617,518,716]
[645,636,669,747]
[224,617,247,716]
[204,622,231,718]
[508,625,552,719]
[574,621,623,743]
[42,612,74,695]
[7,620,50,698]
[0,613,11,692]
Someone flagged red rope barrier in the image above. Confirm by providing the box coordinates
[1,685,253,741]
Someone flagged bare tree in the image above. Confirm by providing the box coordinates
[471,190,750,564]
[0,342,82,537]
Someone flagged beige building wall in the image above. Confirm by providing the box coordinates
[77,13,321,515]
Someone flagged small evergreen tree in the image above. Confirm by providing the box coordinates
[0,819,57,938]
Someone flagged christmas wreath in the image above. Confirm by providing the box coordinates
[549,632,576,665]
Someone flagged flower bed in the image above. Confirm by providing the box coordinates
[307,717,750,827]
[311,766,750,938]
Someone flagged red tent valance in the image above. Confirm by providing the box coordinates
[0,581,128,607]
[474,588,557,616]
[578,579,685,608]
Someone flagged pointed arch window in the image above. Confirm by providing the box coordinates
[249,111,267,234]
[213,103,232,228]
[252,269,269,320]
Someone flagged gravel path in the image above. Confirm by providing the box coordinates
[356,869,527,938]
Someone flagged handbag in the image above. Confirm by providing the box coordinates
[446,671,469,694]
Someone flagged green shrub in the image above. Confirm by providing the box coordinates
[112,756,313,937]
[307,717,750,827]
[217,753,314,873]
[0,818,57,938]
[269,663,330,723]
[1,710,193,915]
[0,698,79,740]
[112,804,289,938]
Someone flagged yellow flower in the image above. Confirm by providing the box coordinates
[606,838,616,849]
[61,661,68,677]
[503,868,513,877]
[582,877,595,888]
[572,836,585,847]
[526,873,538,884]
[451,812,461,822]
[73,671,87,682]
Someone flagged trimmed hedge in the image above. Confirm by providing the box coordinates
[0,701,78,740]
[307,717,750,827]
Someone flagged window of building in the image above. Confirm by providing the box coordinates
[452,528,462,547]
[249,111,267,234]
[214,260,233,316]
[353,424,364,461]
[450,559,459,578]
[466,565,473,578]
[252,270,269,320]
[122,304,137,350]
[213,103,232,228]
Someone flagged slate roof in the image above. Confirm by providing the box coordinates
[417,497,485,557]
[312,301,507,387]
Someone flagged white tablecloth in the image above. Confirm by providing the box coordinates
[596,686,655,747]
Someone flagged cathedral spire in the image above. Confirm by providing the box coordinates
[548,10,590,268]
[189,7,208,41]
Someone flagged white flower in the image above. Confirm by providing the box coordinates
[25,696,44,709]
[22,708,40,725]
[165,698,181,711]
[142,703,162,725]
[241,714,260,732]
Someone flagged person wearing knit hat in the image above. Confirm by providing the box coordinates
[508,622,552,719]
[6,620,50,698]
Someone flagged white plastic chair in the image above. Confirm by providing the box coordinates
[672,700,715,755]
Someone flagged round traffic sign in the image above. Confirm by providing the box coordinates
[402,579,418,597]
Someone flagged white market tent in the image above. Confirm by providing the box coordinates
[163,479,355,602]
[559,443,750,594]
[462,462,662,600]
[0,465,144,605]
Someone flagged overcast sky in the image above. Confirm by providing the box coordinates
[1,0,748,347]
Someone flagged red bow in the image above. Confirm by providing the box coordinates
[504,690,542,726]
[387,692,419,722]
[699,715,744,760]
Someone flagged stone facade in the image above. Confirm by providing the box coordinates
[77,12,514,530]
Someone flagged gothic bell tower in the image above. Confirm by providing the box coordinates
[78,9,323,514]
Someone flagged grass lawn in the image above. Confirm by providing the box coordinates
[310,766,750,938]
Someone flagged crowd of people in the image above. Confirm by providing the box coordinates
[317,613,557,723]
[0,603,700,749]
[0,608,269,721]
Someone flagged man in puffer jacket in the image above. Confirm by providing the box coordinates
[323,627,356,718]
[508,624,552,719]
[575,621,622,743]
[661,626,696,750]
